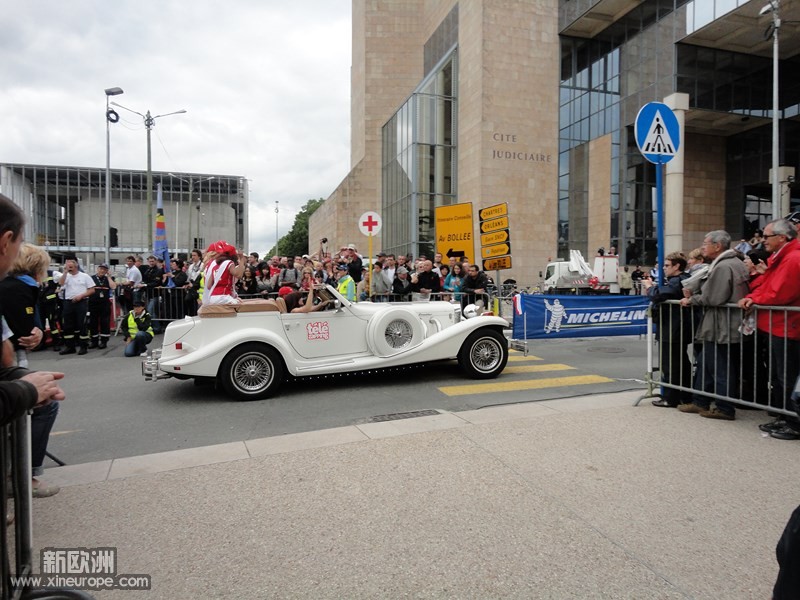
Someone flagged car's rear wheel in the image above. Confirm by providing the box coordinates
[458,328,508,379]
[219,343,284,401]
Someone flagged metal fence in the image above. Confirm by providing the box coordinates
[0,413,93,599]
[125,288,497,327]
[637,300,800,416]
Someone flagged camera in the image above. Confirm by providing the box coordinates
[321,237,328,243]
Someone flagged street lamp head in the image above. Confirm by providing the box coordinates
[104,87,124,96]
[759,1,777,16]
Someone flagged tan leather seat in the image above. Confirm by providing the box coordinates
[237,299,281,313]
[197,304,237,318]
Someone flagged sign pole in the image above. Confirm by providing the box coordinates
[357,210,382,301]
[656,159,664,287]
[634,102,680,289]
[368,233,373,298]
[495,268,501,316]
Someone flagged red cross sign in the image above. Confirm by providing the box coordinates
[358,211,382,236]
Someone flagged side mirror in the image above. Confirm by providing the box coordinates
[333,299,342,311]
[538,271,543,278]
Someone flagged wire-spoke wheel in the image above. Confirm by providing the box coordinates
[219,343,284,400]
[458,329,508,379]
[385,319,414,349]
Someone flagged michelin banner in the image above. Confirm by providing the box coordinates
[512,294,649,340]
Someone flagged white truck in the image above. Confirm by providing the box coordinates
[541,250,620,295]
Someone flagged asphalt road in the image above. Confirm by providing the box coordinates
[27,333,648,466]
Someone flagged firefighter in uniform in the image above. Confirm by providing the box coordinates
[39,269,63,351]
[58,258,95,355]
[123,300,154,357]
[88,263,117,349]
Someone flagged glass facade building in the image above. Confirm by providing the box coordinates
[559,0,800,265]
[381,52,458,260]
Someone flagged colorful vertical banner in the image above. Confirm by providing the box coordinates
[153,183,174,286]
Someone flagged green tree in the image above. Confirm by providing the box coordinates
[269,198,324,257]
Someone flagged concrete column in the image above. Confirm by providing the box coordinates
[663,93,689,255]
[770,166,796,218]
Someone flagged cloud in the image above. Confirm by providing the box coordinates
[0,0,352,254]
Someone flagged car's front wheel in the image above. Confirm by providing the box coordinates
[458,328,508,379]
[219,343,284,401]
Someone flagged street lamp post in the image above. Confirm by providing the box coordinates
[761,0,781,219]
[110,101,187,249]
[104,87,124,266]
[167,174,214,252]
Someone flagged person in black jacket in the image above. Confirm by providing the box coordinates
[142,255,164,333]
[411,260,441,298]
[88,263,116,349]
[391,266,413,301]
[460,264,490,312]
[644,251,692,408]
[0,193,65,424]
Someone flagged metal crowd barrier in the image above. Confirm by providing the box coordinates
[637,300,800,416]
[1,413,93,599]
[132,288,499,327]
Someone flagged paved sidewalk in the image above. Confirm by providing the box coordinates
[31,391,798,599]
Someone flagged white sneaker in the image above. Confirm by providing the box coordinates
[139,352,148,357]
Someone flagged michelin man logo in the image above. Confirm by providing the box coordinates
[543,299,567,334]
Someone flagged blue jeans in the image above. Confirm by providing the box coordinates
[692,342,738,416]
[125,331,153,357]
[31,402,59,476]
[147,297,161,333]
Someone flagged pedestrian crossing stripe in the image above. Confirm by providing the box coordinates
[438,374,614,396]
[507,355,543,362]
[641,110,676,155]
[503,363,575,374]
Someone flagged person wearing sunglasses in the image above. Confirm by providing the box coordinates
[738,218,800,440]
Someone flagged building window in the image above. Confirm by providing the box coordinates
[381,51,458,260]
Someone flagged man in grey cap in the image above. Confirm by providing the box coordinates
[391,266,412,301]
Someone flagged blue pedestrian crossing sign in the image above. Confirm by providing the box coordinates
[635,102,680,164]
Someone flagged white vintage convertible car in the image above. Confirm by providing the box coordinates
[142,285,509,401]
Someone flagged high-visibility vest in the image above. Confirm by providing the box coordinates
[337,276,355,302]
[127,312,154,338]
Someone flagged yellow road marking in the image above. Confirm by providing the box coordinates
[507,355,543,362]
[50,430,83,436]
[503,364,575,374]
[439,374,614,396]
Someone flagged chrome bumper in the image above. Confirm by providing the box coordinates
[141,349,171,381]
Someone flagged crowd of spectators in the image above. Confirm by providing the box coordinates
[643,215,800,444]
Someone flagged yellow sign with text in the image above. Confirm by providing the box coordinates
[483,256,512,271]
[481,243,511,259]
[480,216,509,233]
[480,229,509,246]
[479,203,508,221]
[435,203,474,263]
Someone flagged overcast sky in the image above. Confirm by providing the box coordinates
[0,0,352,254]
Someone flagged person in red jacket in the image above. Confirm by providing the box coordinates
[739,218,800,440]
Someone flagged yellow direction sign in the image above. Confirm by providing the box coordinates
[480,216,509,233]
[479,203,508,221]
[483,256,512,271]
[435,203,474,262]
[481,243,511,259]
[480,229,509,246]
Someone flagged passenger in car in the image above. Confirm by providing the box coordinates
[282,290,331,313]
